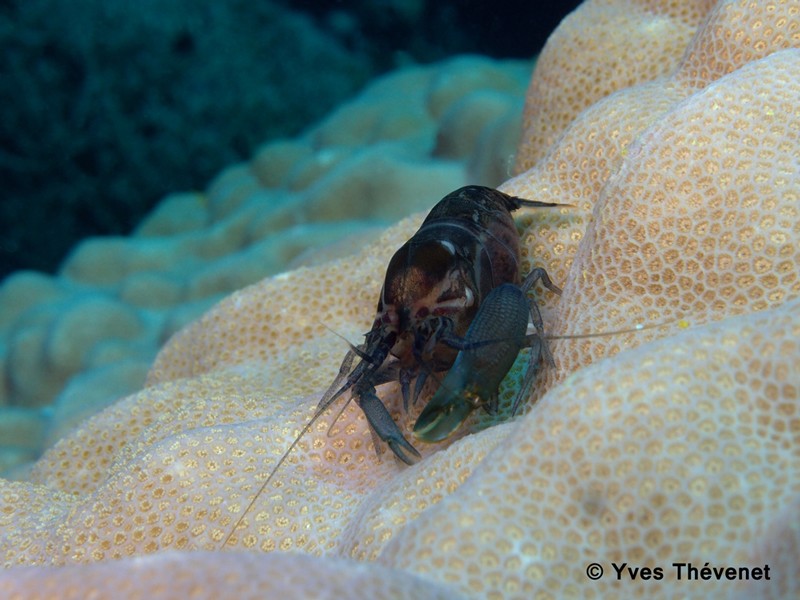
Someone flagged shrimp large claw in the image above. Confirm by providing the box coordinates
[413,268,562,442]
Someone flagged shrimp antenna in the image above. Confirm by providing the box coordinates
[443,316,689,353]
[222,328,366,549]
[221,397,338,549]
[543,315,690,341]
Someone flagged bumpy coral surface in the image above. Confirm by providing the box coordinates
[1,1,799,599]
[0,552,462,600]
[515,0,718,171]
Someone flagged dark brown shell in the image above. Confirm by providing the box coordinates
[376,186,524,363]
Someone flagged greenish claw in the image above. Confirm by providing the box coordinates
[413,390,477,442]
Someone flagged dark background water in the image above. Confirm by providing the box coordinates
[0,0,581,280]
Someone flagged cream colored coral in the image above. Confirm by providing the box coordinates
[502,0,800,402]
[515,0,717,171]
[506,0,800,288]
[548,48,799,365]
[3,283,797,597]
[0,0,799,599]
[0,551,464,599]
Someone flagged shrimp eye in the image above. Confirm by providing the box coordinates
[411,240,455,281]
[384,239,459,306]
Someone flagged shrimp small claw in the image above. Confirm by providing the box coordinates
[356,380,421,465]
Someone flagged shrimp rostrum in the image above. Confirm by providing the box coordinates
[318,185,564,463]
